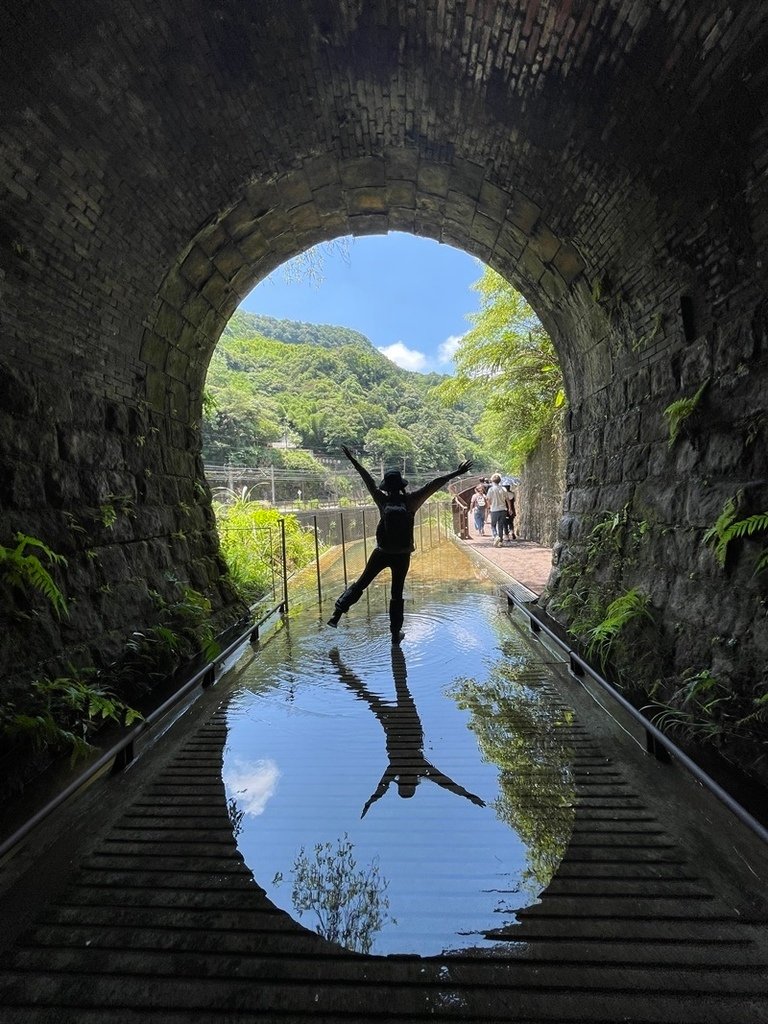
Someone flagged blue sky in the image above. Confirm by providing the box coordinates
[240,232,484,374]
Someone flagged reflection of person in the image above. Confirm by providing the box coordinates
[327,446,472,641]
[468,484,487,536]
[329,646,486,817]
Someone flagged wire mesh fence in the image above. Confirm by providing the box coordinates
[215,501,455,621]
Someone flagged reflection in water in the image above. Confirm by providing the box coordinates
[450,644,576,893]
[223,565,578,955]
[330,646,485,817]
[273,833,393,954]
[223,757,280,816]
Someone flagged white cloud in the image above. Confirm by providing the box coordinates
[377,342,428,372]
[224,757,280,816]
[437,334,463,365]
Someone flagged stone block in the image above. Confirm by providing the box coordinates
[276,173,313,210]
[508,189,541,233]
[348,213,389,236]
[179,245,213,289]
[386,179,416,208]
[552,241,584,284]
[477,179,509,222]
[347,187,388,214]
[340,156,386,188]
[529,221,561,263]
[448,159,486,201]
[222,202,257,242]
[417,162,451,197]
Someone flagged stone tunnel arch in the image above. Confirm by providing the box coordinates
[2,2,767,780]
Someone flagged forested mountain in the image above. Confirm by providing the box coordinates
[203,310,489,472]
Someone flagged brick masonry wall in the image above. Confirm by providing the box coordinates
[0,2,767,765]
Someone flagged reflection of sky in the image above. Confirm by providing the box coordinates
[222,577,570,957]
[223,758,280,816]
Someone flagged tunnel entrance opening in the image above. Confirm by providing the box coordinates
[198,232,566,613]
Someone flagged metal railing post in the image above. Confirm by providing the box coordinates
[340,511,348,586]
[313,514,322,606]
[280,518,289,611]
[362,507,368,562]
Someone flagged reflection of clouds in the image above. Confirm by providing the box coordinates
[223,758,280,816]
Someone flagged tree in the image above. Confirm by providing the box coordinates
[364,425,415,468]
[436,267,565,472]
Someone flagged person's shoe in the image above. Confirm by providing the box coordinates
[327,609,341,627]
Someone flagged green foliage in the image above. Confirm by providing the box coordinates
[703,493,768,573]
[435,267,565,472]
[204,311,482,473]
[645,671,768,756]
[645,671,731,745]
[450,651,575,892]
[0,669,142,765]
[273,833,392,954]
[0,532,68,617]
[213,491,317,603]
[584,589,653,669]
[663,378,709,447]
[97,494,135,529]
[115,579,222,694]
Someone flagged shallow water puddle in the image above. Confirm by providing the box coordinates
[223,579,575,956]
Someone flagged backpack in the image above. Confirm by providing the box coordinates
[377,500,414,553]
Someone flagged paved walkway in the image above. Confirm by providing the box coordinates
[454,529,553,597]
[1,536,767,1022]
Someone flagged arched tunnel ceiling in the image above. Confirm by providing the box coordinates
[4,1,767,419]
[2,1,768,778]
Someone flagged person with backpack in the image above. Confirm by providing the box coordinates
[327,445,473,642]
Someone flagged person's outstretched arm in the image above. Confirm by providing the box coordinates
[409,459,473,511]
[421,759,486,808]
[341,445,381,502]
[360,770,395,818]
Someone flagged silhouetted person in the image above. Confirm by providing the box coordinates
[328,445,472,641]
[329,646,485,817]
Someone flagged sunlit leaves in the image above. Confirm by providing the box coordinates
[436,268,565,472]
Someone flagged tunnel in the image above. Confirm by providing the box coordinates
[1,2,767,780]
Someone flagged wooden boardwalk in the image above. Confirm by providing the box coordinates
[1,542,767,1022]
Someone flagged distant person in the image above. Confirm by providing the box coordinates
[504,485,517,541]
[327,445,472,642]
[329,646,485,816]
[468,484,488,536]
[486,473,509,547]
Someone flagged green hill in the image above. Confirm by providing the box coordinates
[203,311,488,473]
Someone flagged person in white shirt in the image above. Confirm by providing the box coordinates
[485,473,509,547]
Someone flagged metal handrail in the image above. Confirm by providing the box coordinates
[504,588,768,847]
[0,610,276,863]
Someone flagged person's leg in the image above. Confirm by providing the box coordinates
[328,549,388,626]
[492,510,505,544]
[388,554,411,642]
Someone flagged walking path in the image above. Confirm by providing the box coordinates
[1,533,767,1022]
[454,528,553,597]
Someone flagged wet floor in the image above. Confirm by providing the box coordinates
[223,543,576,957]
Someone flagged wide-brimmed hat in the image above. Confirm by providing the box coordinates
[380,469,408,491]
